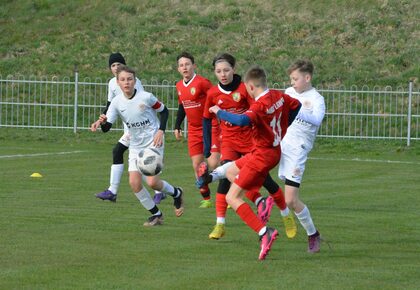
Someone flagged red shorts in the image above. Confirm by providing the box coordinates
[234,147,281,192]
[220,140,253,162]
[187,126,221,157]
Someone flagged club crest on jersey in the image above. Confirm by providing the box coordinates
[232,92,241,102]
[190,87,196,95]
[178,90,181,96]
[138,104,146,111]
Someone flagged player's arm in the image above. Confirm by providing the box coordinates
[202,90,214,158]
[174,103,186,139]
[152,100,168,147]
[100,114,112,132]
[210,105,251,126]
[295,96,325,126]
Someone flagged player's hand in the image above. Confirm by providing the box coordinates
[153,130,164,147]
[98,114,107,124]
[209,105,220,114]
[174,129,183,140]
[90,120,101,132]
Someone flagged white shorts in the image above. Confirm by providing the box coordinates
[128,145,165,172]
[278,132,314,184]
[118,133,130,147]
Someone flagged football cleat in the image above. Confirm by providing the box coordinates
[196,162,211,188]
[173,187,184,217]
[259,227,278,260]
[153,192,167,204]
[199,199,213,208]
[308,231,321,253]
[143,214,164,227]
[209,223,225,239]
[95,189,117,202]
[283,214,297,239]
[257,197,274,224]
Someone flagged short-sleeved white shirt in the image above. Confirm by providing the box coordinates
[107,77,144,103]
[106,90,163,150]
[278,87,325,184]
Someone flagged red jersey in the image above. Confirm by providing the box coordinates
[245,89,301,148]
[176,74,212,128]
[204,82,254,145]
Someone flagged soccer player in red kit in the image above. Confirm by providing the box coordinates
[201,53,295,240]
[173,52,221,208]
[207,65,301,260]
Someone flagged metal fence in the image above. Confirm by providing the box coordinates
[0,73,419,145]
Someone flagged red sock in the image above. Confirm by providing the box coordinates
[236,203,265,234]
[200,185,211,200]
[216,193,228,217]
[245,191,261,204]
[271,188,286,210]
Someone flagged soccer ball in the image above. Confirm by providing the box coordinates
[136,148,163,176]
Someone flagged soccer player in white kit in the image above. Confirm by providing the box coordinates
[278,60,326,253]
[97,65,184,226]
[91,53,162,202]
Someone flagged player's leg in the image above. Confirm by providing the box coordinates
[284,181,320,252]
[126,150,163,226]
[95,141,127,202]
[263,174,297,238]
[191,154,212,208]
[231,152,280,260]
[145,175,184,217]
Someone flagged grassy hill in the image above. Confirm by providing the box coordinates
[0,0,418,87]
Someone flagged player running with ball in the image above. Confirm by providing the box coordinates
[200,65,301,260]
[97,65,184,226]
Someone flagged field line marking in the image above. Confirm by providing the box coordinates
[309,156,420,165]
[0,150,86,159]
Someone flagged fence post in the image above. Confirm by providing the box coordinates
[407,80,413,146]
[73,65,79,133]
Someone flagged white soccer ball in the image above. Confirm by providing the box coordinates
[136,148,163,176]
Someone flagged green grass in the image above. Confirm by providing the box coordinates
[1,0,419,87]
[0,128,419,289]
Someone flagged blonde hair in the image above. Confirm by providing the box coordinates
[244,65,267,88]
[287,59,314,76]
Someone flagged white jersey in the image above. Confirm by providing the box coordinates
[106,90,164,150]
[107,77,144,103]
[278,87,325,184]
[284,87,325,141]
[107,77,144,139]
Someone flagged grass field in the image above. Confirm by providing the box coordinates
[0,129,419,289]
[1,0,418,87]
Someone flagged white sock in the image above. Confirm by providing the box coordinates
[258,226,267,236]
[280,207,290,217]
[210,162,232,182]
[255,196,263,206]
[109,164,124,194]
[295,206,316,236]
[134,188,155,210]
[216,217,225,224]
[160,180,177,197]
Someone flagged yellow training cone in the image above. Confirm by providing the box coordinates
[30,172,43,178]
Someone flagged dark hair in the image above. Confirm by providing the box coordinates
[212,53,236,68]
[244,65,267,88]
[176,52,195,64]
[116,65,136,79]
[287,59,314,76]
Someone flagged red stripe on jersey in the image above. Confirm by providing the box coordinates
[152,101,164,112]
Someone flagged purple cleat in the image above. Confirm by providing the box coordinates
[308,231,321,253]
[153,192,167,204]
[95,189,117,202]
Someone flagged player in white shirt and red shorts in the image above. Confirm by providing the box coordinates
[278,59,326,253]
[98,65,184,226]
